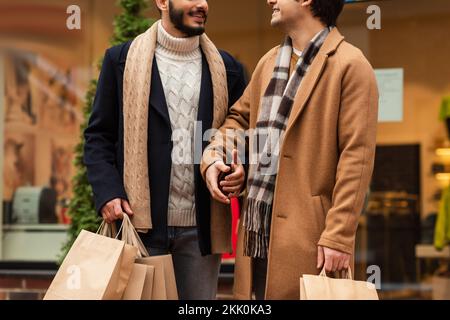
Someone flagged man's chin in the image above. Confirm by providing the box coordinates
[191,23,205,31]
[179,20,206,36]
[270,18,281,27]
[182,26,205,37]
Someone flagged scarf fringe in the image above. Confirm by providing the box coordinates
[243,199,272,259]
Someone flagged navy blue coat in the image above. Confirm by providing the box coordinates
[84,41,247,255]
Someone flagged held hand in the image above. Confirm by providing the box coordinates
[101,198,133,224]
[220,149,245,198]
[317,245,351,273]
[205,160,231,205]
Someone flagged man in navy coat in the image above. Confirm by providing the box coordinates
[84,0,246,299]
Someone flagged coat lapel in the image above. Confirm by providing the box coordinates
[285,28,345,134]
[285,54,328,132]
[197,53,214,145]
[193,54,213,167]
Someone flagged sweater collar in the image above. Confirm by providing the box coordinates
[157,21,200,54]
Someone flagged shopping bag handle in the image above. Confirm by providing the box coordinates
[97,216,127,240]
[121,214,150,258]
[96,219,118,237]
[97,214,150,258]
[319,266,353,280]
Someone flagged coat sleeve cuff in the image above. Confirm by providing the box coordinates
[200,148,224,181]
[317,236,353,255]
[95,192,128,216]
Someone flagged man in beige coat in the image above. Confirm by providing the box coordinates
[201,0,378,299]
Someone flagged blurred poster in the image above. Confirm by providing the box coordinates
[2,49,82,224]
[3,132,35,202]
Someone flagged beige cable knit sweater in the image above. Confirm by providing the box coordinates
[155,22,201,226]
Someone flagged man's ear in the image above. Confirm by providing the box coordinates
[301,0,313,7]
[155,0,169,12]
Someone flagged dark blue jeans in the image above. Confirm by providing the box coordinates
[147,226,221,300]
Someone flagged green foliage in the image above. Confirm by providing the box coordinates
[111,0,152,46]
[439,96,450,121]
[59,0,155,263]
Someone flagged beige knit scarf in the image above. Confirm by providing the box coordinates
[123,20,229,232]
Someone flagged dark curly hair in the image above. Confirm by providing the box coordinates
[309,0,345,26]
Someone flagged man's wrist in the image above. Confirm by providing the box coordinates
[205,159,221,173]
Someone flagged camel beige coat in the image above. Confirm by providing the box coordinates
[201,28,379,299]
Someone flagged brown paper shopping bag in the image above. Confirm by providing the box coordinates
[141,265,155,300]
[122,263,148,300]
[136,255,178,300]
[44,229,137,300]
[116,214,178,300]
[300,267,379,300]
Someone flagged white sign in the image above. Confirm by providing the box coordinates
[374,68,404,122]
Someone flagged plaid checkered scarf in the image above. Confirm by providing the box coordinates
[243,27,331,259]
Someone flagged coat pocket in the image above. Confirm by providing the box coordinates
[312,195,326,235]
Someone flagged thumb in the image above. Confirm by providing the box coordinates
[231,149,239,170]
[216,161,231,173]
[317,246,324,269]
[232,149,239,164]
[121,199,134,215]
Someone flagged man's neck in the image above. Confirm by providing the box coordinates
[287,19,327,52]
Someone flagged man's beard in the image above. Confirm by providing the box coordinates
[169,1,207,37]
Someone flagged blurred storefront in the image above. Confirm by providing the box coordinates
[0,0,450,300]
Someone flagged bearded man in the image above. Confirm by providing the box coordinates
[84,0,246,299]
